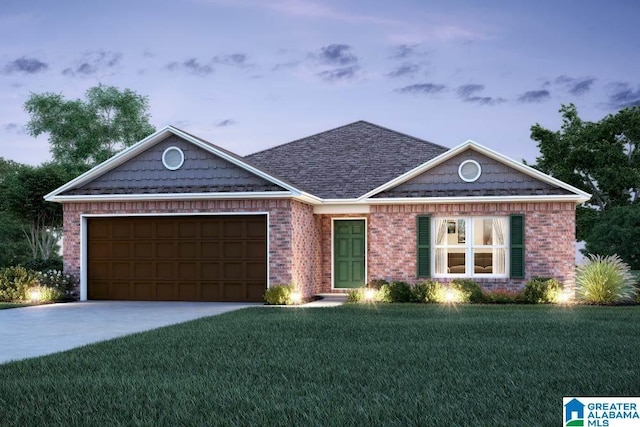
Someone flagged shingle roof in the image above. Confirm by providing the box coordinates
[245,121,449,199]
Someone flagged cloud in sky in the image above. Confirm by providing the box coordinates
[317,65,359,82]
[390,44,419,59]
[216,119,236,127]
[62,50,121,76]
[387,63,421,78]
[457,84,505,106]
[608,82,640,109]
[166,58,214,76]
[213,53,249,67]
[555,75,596,96]
[316,44,358,66]
[517,90,550,103]
[3,123,21,133]
[3,57,48,74]
[394,83,446,95]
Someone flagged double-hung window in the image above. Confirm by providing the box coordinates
[432,217,508,278]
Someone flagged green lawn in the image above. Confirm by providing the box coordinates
[1,304,639,426]
[0,302,33,310]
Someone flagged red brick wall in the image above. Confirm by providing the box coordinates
[290,200,323,296]
[366,202,576,292]
[62,200,295,296]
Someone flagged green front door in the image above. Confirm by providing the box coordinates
[334,219,366,289]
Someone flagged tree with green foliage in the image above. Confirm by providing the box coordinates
[530,104,640,266]
[24,84,155,167]
[0,158,32,267]
[584,205,640,269]
[0,163,83,260]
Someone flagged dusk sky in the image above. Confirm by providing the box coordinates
[1,0,639,166]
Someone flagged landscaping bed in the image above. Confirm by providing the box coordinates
[1,304,638,425]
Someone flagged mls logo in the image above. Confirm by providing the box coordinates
[564,398,585,427]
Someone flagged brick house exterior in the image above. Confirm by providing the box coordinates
[47,122,590,302]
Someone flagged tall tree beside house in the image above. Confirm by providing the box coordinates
[24,84,156,167]
[0,158,31,267]
[530,103,640,267]
[0,163,75,260]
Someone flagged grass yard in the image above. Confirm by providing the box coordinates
[0,302,33,310]
[1,304,639,426]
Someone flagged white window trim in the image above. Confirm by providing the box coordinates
[431,216,509,279]
[458,159,482,182]
[162,146,185,170]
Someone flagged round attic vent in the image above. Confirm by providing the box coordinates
[162,146,184,170]
[458,160,481,182]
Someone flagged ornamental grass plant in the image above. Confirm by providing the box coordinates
[576,254,636,304]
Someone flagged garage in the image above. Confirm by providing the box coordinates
[87,215,267,302]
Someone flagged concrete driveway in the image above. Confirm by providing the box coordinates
[0,301,258,364]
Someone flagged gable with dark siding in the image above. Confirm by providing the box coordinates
[374,148,573,198]
[61,135,286,196]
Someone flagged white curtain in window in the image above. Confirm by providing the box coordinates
[435,219,448,274]
[492,218,506,275]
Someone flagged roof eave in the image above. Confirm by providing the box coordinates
[365,194,591,204]
[46,191,297,203]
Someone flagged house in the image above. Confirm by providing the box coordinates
[564,398,585,423]
[45,121,590,302]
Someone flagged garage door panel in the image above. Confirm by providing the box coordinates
[88,215,266,302]
[178,263,197,279]
[112,242,131,258]
[223,242,244,258]
[134,223,153,238]
[246,262,267,280]
[134,242,153,258]
[156,263,175,278]
[179,222,197,238]
[247,241,266,258]
[156,242,174,258]
[201,242,221,258]
[112,223,130,238]
[178,242,197,258]
[112,262,131,279]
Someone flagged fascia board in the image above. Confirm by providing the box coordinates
[366,194,591,204]
[47,191,296,203]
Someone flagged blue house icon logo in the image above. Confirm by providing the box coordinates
[564,398,585,426]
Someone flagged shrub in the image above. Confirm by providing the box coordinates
[376,284,392,303]
[37,270,78,301]
[263,284,296,305]
[439,285,470,304]
[0,266,40,301]
[347,287,365,303]
[451,279,485,303]
[576,254,636,304]
[522,277,562,304]
[24,258,63,273]
[483,289,523,304]
[367,279,389,290]
[411,280,444,303]
[385,281,412,303]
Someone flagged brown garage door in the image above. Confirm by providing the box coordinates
[87,215,267,302]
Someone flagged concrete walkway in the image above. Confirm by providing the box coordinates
[303,293,348,307]
[0,301,258,364]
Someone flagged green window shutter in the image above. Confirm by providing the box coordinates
[416,215,431,278]
[510,214,525,279]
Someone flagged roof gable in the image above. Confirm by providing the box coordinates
[246,121,448,199]
[365,140,591,202]
[46,126,301,201]
[61,134,285,196]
